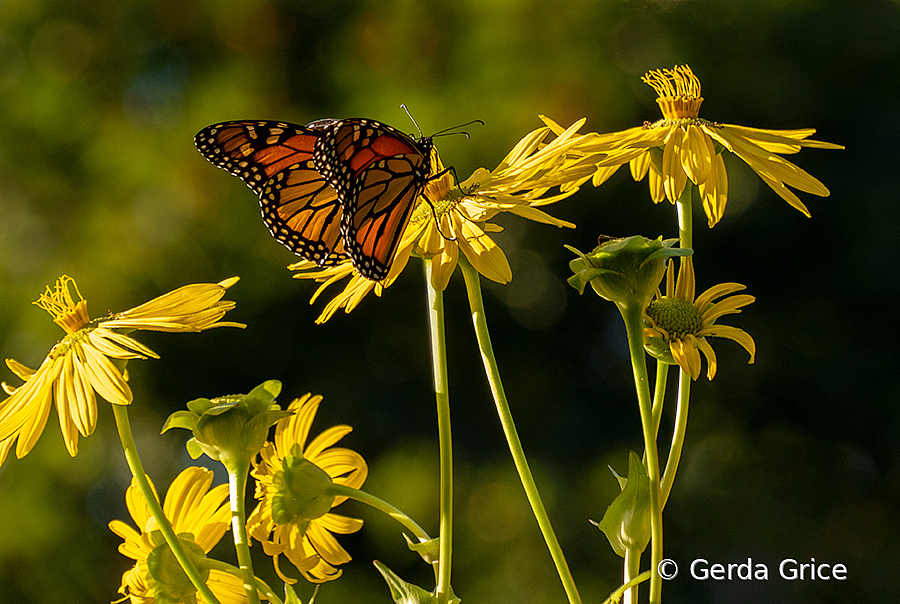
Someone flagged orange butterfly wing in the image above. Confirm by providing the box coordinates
[195,120,347,266]
[314,119,433,281]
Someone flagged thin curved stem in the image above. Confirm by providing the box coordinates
[328,483,432,544]
[460,257,582,604]
[112,404,221,604]
[661,369,691,508]
[424,258,454,604]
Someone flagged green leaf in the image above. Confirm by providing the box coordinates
[374,561,439,604]
[593,451,652,558]
[284,583,318,604]
[404,534,440,565]
[185,438,203,460]
[161,410,197,434]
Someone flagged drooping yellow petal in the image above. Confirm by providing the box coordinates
[698,324,756,363]
[79,342,132,405]
[457,220,512,284]
[682,124,714,185]
[698,151,728,227]
[662,127,689,202]
[696,337,718,380]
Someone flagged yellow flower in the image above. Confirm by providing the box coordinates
[0,276,242,465]
[580,65,843,226]
[248,393,367,583]
[109,467,250,604]
[291,117,595,322]
[643,258,756,380]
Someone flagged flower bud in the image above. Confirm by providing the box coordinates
[567,236,690,310]
[163,380,292,471]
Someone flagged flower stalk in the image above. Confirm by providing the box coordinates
[424,257,455,603]
[226,458,262,604]
[619,301,663,604]
[111,403,222,604]
[460,257,582,604]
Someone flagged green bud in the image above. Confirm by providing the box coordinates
[592,451,652,558]
[271,445,335,525]
[566,236,690,310]
[162,380,293,471]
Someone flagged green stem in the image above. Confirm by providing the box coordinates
[225,459,261,604]
[328,483,432,544]
[111,404,221,604]
[661,182,696,509]
[459,257,582,604]
[650,361,670,445]
[660,369,691,509]
[601,571,652,604]
[622,546,642,604]
[676,185,693,251]
[618,302,663,604]
[424,258,454,603]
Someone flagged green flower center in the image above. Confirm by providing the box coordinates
[409,188,465,226]
[48,326,95,360]
[647,297,702,340]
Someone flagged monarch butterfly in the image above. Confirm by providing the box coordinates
[195,117,454,281]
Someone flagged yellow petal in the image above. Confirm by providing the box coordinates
[696,337,718,380]
[698,152,728,227]
[682,125,714,184]
[694,282,747,311]
[662,127,688,202]
[457,220,512,284]
[629,151,651,181]
[78,342,132,405]
[701,294,756,324]
[670,338,702,380]
[698,324,756,363]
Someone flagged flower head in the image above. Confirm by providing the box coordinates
[0,276,242,465]
[580,65,843,226]
[643,258,756,380]
[109,467,248,604]
[290,117,595,322]
[248,393,367,583]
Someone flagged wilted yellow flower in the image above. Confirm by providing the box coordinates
[109,467,251,604]
[643,258,755,380]
[291,117,595,322]
[248,393,367,583]
[579,65,843,226]
[0,276,242,465]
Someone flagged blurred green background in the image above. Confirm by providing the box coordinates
[1,0,897,602]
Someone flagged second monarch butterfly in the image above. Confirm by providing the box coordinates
[196,115,471,281]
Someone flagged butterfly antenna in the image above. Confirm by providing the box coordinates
[400,104,424,138]
[431,119,485,140]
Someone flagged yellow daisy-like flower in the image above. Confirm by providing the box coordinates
[290,117,595,322]
[248,393,367,583]
[643,258,756,380]
[0,275,243,465]
[580,65,843,226]
[109,466,251,604]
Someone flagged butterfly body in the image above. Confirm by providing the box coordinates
[195,118,436,281]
